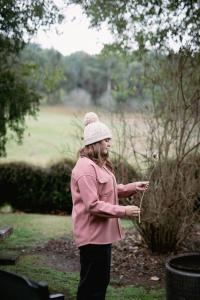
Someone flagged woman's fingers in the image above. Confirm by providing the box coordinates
[135,181,149,191]
[125,205,140,217]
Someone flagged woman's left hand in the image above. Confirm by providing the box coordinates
[135,181,149,192]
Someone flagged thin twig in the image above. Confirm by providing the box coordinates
[138,160,157,223]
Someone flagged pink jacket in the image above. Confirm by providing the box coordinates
[70,157,138,247]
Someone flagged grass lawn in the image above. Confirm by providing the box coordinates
[0,213,165,300]
[0,106,84,165]
[0,213,72,249]
[0,106,148,168]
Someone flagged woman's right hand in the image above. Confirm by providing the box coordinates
[125,205,140,217]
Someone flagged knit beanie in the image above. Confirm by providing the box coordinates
[83,112,112,146]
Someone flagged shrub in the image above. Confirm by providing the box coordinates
[127,52,200,253]
[46,158,75,214]
[0,158,75,214]
[138,154,200,253]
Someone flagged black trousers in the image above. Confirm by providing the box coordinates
[77,244,112,300]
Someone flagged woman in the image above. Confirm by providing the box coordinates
[71,112,149,300]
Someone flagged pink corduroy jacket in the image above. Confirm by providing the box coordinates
[70,157,138,247]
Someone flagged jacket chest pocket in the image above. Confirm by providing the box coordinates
[97,176,113,198]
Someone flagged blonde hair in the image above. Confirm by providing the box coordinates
[79,141,114,172]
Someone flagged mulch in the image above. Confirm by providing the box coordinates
[34,225,200,289]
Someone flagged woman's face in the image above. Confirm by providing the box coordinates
[101,138,111,154]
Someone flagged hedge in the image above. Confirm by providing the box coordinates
[0,159,75,214]
[0,158,140,214]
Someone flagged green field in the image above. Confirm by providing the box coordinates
[1,106,85,165]
[0,106,147,168]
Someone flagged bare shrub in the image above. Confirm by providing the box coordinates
[138,155,200,252]
[132,50,200,253]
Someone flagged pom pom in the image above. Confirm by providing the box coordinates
[84,112,99,126]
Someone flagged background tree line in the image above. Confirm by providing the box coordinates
[20,43,151,108]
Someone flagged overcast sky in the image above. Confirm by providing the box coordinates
[32,3,114,56]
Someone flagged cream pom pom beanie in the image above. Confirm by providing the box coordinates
[83,112,112,146]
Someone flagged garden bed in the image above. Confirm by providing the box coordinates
[33,225,200,289]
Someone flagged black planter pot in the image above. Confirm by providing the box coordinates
[166,252,200,300]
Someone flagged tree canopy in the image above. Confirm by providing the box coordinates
[68,0,200,52]
[0,0,63,156]
[1,0,63,54]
